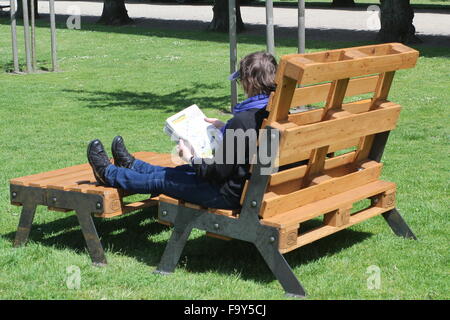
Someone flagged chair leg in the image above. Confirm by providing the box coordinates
[382,208,417,240]
[255,243,307,298]
[14,202,37,247]
[155,226,193,275]
[75,209,107,266]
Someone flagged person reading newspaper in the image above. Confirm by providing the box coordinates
[163,104,219,159]
[86,52,277,209]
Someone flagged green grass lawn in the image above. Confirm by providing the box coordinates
[0,18,449,300]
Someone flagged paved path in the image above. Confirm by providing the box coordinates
[4,0,449,46]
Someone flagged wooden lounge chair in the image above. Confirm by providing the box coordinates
[154,43,419,297]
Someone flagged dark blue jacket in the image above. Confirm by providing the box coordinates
[191,94,269,204]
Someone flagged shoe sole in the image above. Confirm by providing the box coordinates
[111,136,122,166]
[87,139,108,185]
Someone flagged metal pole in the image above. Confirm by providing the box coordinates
[229,0,238,109]
[21,0,33,73]
[30,0,37,70]
[49,0,58,71]
[265,0,275,55]
[10,0,20,72]
[298,0,305,54]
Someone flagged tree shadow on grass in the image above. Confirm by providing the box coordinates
[0,15,448,59]
[180,219,374,285]
[2,207,169,266]
[2,208,373,286]
[63,81,231,114]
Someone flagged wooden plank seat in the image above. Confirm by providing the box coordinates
[10,151,175,265]
[154,43,419,298]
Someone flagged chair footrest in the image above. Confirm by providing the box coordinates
[10,152,174,217]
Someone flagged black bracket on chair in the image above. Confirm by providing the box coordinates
[369,131,417,240]
[10,184,107,266]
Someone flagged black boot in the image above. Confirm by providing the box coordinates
[87,139,111,185]
[111,136,135,169]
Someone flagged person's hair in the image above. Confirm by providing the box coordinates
[239,51,277,97]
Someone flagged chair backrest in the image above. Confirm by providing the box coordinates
[251,43,419,219]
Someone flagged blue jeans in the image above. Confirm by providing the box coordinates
[104,159,240,210]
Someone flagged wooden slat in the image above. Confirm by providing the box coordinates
[51,181,94,195]
[278,102,401,166]
[267,55,299,122]
[290,75,379,107]
[290,49,343,64]
[95,198,158,218]
[123,198,158,213]
[285,44,395,65]
[274,53,302,85]
[278,224,300,250]
[267,76,298,122]
[327,138,359,154]
[285,44,418,85]
[260,160,383,218]
[159,194,237,217]
[84,184,122,196]
[133,151,159,159]
[296,52,417,85]
[239,180,249,205]
[286,98,373,128]
[343,50,369,59]
[184,202,204,210]
[134,152,175,167]
[270,151,356,187]
[48,207,72,213]
[323,205,352,227]
[208,208,236,217]
[206,232,232,241]
[322,77,350,118]
[300,76,350,185]
[291,83,331,108]
[342,99,372,114]
[262,180,395,228]
[277,137,360,167]
[270,165,307,187]
[356,43,392,56]
[376,188,397,208]
[10,163,91,186]
[10,151,172,188]
[81,185,122,215]
[301,146,329,187]
[287,108,323,126]
[282,206,392,253]
[354,134,375,162]
[372,71,396,106]
[11,151,186,218]
[40,172,93,189]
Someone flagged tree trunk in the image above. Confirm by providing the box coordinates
[16,0,39,20]
[208,0,245,33]
[98,0,133,25]
[377,0,421,43]
[332,0,355,7]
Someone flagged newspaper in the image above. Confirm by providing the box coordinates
[164,104,221,159]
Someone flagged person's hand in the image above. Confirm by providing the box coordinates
[204,117,225,129]
[177,139,193,163]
